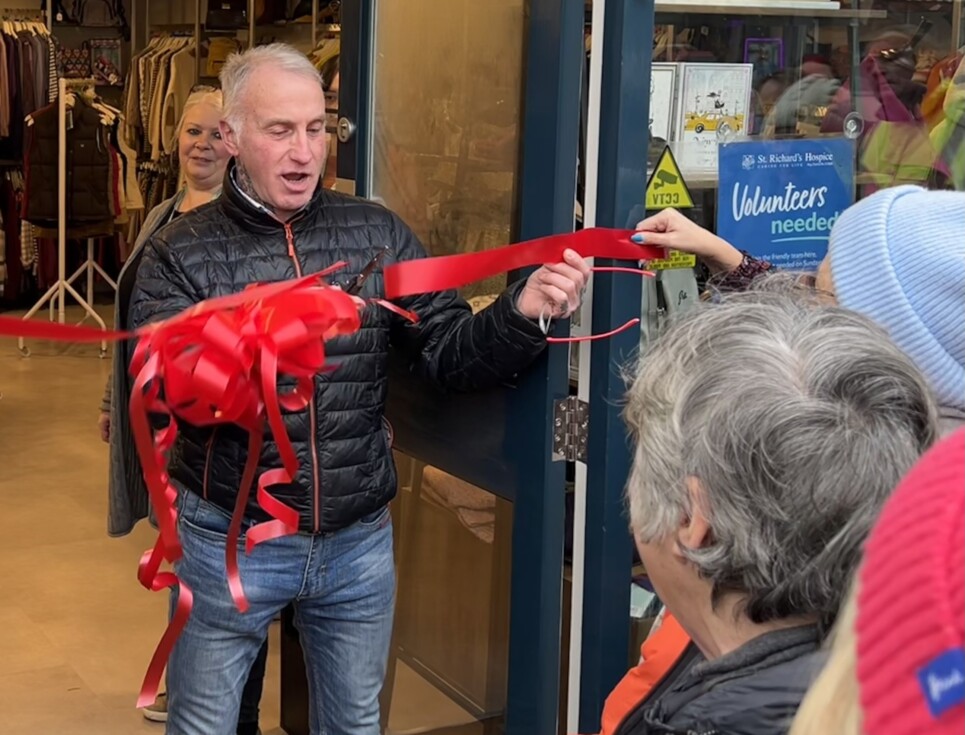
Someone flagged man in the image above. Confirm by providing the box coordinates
[128,43,589,735]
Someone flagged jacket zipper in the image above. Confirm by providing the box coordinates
[284,222,322,532]
[202,429,217,501]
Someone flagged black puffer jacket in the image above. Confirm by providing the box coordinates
[128,167,547,533]
[616,626,825,735]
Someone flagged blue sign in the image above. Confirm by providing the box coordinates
[717,138,855,271]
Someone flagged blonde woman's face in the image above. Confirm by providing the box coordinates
[178,102,230,188]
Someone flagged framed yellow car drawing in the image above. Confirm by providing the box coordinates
[674,62,753,172]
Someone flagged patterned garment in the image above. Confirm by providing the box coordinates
[20,220,37,273]
[47,36,58,104]
[703,253,773,299]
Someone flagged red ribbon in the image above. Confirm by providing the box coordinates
[382,228,660,298]
[0,226,660,708]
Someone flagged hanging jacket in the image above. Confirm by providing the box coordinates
[615,626,824,735]
[22,97,115,228]
[128,164,548,534]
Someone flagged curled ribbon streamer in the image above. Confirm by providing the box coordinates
[542,266,653,344]
[225,429,264,614]
[382,228,661,299]
[0,226,659,707]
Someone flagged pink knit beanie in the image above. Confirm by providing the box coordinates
[857,430,965,735]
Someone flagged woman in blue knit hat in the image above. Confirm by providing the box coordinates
[633,185,965,435]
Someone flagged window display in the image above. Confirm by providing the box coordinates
[648,0,965,215]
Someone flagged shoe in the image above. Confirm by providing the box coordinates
[141,693,168,723]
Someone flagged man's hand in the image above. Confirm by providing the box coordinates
[632,209,743,274]
[98,411,110,443]
[516,249,591,320]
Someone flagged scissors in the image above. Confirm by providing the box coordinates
[344,247,390,295]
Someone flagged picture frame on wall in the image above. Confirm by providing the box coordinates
[673,62,753,173]
[744,37,784,87]
[649,63,679,144]
[87,38,123,86]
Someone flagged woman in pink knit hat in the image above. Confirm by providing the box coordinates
[790,429,964,735]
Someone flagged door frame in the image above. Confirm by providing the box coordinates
[338,1,587,733]
[575,0,656,732]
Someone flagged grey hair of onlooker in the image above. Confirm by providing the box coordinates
[623,284,938,633]
[219,43,323,136]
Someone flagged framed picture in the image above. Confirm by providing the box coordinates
[673,62,753,173]
[87,38,123,86]
[649,63,679,143]
[744,37,784,87]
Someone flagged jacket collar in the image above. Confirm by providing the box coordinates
[640,625,822,734]
[220,160,323,234]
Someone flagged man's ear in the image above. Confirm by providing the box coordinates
[220,118,241,157]
[673,476,713,559]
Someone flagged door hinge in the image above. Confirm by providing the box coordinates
[552,397,589,463]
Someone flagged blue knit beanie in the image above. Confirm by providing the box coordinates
[830,185,965,411]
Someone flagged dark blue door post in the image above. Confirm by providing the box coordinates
[506,0,586,733]
[579,1,655,732]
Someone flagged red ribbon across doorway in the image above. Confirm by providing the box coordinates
[0,227,659,709]
[383,227,655,298]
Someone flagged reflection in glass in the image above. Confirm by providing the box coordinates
[650,3,964,197]
[386,452,512,731]
[370,1,526,299]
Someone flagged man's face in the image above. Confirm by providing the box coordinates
[222,66,328,221]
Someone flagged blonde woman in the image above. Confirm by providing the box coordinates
[100,86,228,535]
[791,430,964,735]
[95,87,269,730]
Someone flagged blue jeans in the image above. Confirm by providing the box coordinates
[166,491,395,735]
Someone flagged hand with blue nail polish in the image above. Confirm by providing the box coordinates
[633,209,743,274]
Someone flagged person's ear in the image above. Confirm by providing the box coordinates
[220,118,241,157]
[673,476,713,560]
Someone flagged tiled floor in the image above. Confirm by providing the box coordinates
[0,309,482,734]
[0,332,209,734]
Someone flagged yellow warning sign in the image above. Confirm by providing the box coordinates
[645,147,695,211]
[647,250,699,271]
[645,146,696,269]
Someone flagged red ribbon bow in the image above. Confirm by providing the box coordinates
[127,268,369,706]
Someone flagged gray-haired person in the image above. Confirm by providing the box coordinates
[615,291,937,735]
[127,42,590,735]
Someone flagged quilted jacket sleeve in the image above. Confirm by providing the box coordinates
[387,214,548,393]
[128,235,202,330]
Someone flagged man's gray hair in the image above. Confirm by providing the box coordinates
[219,43,323,133]
[624,289,937,632]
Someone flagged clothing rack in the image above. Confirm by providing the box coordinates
[19,77,116,357]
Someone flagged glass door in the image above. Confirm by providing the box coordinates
[337,1,587,733]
